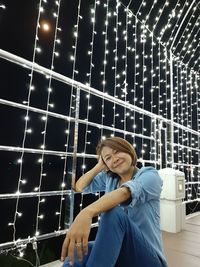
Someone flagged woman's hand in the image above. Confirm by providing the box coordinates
[61,210,92,265]
[95,156,108,172]
[74,156,107,193]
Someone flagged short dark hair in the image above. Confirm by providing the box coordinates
[96,137,137,166]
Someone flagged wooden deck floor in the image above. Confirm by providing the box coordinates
[162,213,200,267]
[41,213,200,267]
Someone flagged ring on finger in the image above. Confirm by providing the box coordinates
[75,242,82,247]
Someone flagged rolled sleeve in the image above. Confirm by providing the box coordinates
[82,171,107,194]
[120,168,162,206]
[120,180,144,206]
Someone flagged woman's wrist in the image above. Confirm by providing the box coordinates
[80,207,94,219]
[93,164,104,173]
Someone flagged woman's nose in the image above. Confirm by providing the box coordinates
[112,155,119,164]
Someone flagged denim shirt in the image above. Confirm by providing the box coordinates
[83,166,167,264]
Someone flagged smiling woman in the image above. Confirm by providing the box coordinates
[97,137,137,183]
[61,137,168,267]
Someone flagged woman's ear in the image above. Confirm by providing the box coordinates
[103,161,109,172]
[97,155,109,171]
[105,166,109,171]
[102,157,110,171]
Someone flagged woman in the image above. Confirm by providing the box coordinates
[61,137,168,267]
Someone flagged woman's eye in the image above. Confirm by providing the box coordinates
[105,157,111,162]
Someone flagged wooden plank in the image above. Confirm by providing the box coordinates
[163,214,200,267]
[164,248,200,267]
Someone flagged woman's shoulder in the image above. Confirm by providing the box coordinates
[135,166,161,183]
[136,166,157,176]
[136,166,162,187]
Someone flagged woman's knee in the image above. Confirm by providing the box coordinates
[100,206,139,235]
[100,206,126,225]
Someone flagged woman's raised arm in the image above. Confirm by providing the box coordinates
[74,157,106,192]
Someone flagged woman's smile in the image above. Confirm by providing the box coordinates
[113,159,124,168]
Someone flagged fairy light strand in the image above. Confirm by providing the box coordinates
[12,0,44,244]
[166,0,190,48]
[196,74,200,197]
[98,1,109,138]
[112,0,120,135]
[0,4,6,9]
[165,49,170,120]
[159,0,181,43]
[59,0,83,230]
[34,0,62,234]
[136,0,146,17]
[140,21,146,162]
[142,0,158,28]
[132,17,137,146]
[190,42,200,70]
[186,67,191,200]
[81,0,97,175]
[173,11,200,54]
[150,31,157,165]
[152,0,169,33]
[80,0,98,213]
[185,28,200,64]
[123,6,129,138]
[180,21,200,62]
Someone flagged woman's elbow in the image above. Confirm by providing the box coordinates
[74,183,83,193]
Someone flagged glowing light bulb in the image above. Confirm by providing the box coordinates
[26,128,32,133]
[0,4,6,9]
[38,158,43,163]
[61,183,65,188]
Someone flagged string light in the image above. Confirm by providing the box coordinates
[100,0,110,137]
[0,4,6,9]
[80,0,98,184]
[56,0,83,232]
[35,0,62,240]
[173,10,200,55]
[112,0,120,135]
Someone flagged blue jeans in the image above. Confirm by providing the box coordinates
[62,206,167,267]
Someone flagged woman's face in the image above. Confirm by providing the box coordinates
[101,146,133,176]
